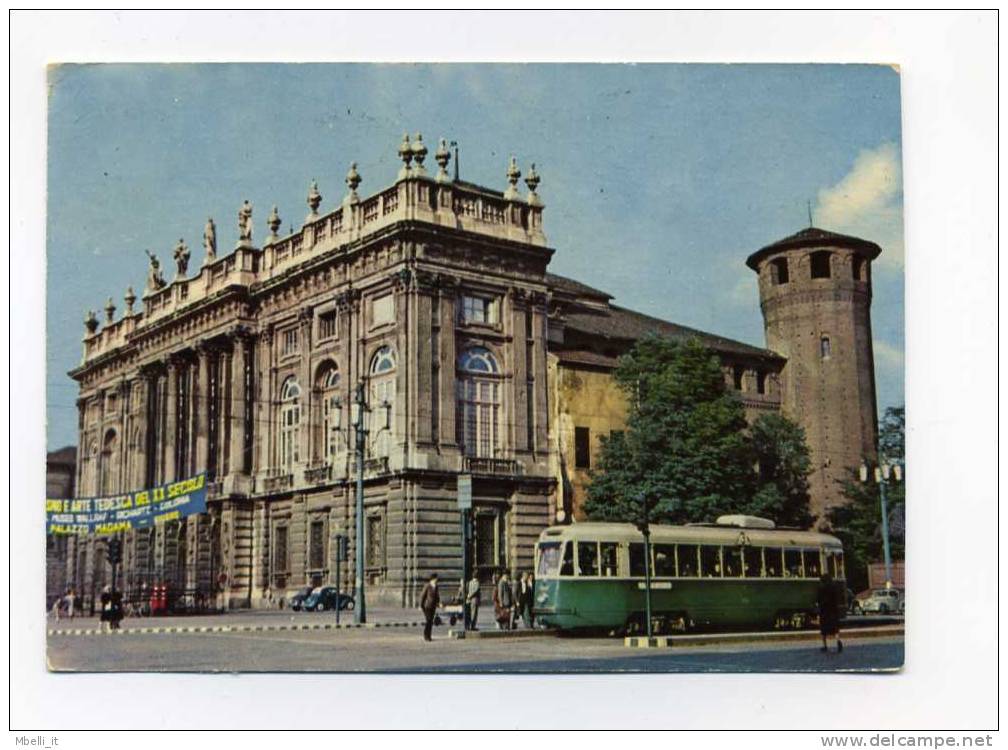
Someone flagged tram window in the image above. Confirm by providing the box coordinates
[629,543,646,577]
[600,542,618,577]
[700,545,721,577]
[653,545,676,577]
[677,544,698,577]
[723,547,743,577]
[560,542,574,576]
[784,549,803,578]
[829,551,845,579]
[742,546,762,577]
[803,549,822,577]
[577,542,599,576]
[764,548,783,577]
[536,542,562,577]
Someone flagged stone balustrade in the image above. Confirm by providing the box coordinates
[80,169,546,365]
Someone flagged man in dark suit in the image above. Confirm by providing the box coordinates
[420,573,441,642]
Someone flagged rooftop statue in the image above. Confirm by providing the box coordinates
[145,249,166,292]
[174,238,190,277]
[203,217,217,263]
[238,200,253,245]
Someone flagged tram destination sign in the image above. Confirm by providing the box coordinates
[45,472,208,536]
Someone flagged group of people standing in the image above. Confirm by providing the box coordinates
[489,571,535,631]
[418,569,537,641]
[50,588,78,620]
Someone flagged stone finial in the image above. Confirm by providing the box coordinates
[504,155,522,200]
[173,238,190,277]
[525,163,542,206]
[268,205,282,239]
[124,286,136,315]
[435,138,452,183]
[104,297,116,324]
[411,133,428,176]
[145,250,165,292]
[398,132,413,179]
[307,180,322,219]
[345,162,361,201]
[237,200,253,247]
[203,217,217,264]
[84,309,99,335]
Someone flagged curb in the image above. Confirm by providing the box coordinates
[624,625,904,649]
[451,628,559,640]
[47,620,425,637]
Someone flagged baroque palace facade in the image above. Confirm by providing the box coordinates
[62,133,880,610]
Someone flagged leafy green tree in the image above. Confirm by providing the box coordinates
[826,406,905,591]
[584,334,761,525]
[749,413,814,529]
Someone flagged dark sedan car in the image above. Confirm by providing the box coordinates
[288,586,314,611]
[303,586,355,612]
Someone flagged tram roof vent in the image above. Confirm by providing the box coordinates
[715,514,776,529]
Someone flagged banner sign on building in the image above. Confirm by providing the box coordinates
[46,472,208,536]
[457,473,472,510]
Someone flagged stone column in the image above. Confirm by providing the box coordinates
[437,278,458,448]
[164,359,179,483]
[195,345,210,472]
[530,293,550,456]
[229,333,247,476]
[510,290,530,453]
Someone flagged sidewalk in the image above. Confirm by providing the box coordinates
[46,602,530,637]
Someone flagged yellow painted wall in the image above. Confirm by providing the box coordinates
[548,355,629,521]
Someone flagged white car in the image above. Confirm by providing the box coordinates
[861,588,904,615]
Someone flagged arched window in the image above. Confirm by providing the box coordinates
[316,364,342,462]
[279,377,301,470]
[457,346,501,458]
[99,429,118,495]
[810,251,832,279]
[770,257,789,285]
[368,347,396,457]
[852,256,867,282]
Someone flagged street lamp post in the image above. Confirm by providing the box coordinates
[351,382,369,625]
[859,460,903,588]
[636,493,654,640]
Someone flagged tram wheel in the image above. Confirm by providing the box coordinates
[623,613,645,637]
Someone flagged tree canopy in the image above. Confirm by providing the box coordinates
[827,406,905,591]
[582,334,814,528]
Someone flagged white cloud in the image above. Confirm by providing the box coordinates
[815,142,904,269]
[873,339,904,371]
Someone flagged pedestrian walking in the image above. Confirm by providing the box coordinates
[465,572,481,631]
[99,585,113,633]
[519,572,534,628]
[496,571,514,630]
[420,572,441,642]
[511,573,523,629]
[526,571,536,628]
[817,573,843,653]
[65,588,76,619]
[109,588,124,630]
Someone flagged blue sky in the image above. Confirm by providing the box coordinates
[46,63,904,450]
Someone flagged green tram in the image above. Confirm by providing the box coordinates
[532,515,845,634]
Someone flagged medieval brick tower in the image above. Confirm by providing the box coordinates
[747,227,881,521]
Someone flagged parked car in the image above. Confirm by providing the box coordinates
[288,586,314,611]
[303,586,355,612]
[861,588,904,615]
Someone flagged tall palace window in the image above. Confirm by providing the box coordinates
[316,364,342,462]
[369,346,396,457]
[457,346,501,458]
[279,377,302,470]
